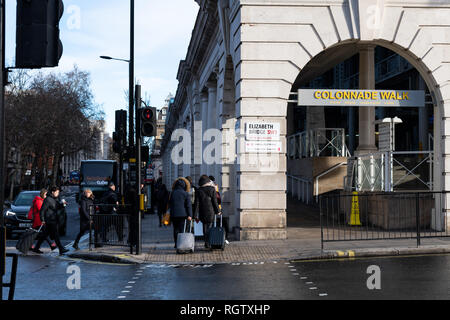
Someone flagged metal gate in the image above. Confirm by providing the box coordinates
[319,191,450,249]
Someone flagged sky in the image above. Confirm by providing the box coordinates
[4,0,199,135]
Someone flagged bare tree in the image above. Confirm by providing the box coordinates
[5,66,104,191]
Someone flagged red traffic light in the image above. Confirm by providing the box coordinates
[141,108,153,120]
[139,107,157,137]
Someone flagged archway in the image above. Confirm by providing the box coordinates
[285,40,443,235]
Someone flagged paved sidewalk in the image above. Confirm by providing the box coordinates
[67,206,450,265]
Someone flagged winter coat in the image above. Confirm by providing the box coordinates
[28,196,44,229]
[99,189,119,214]
[169,178,193,219]
[79,194,94,223]
[194,178,220,224]
[156,185,169,212]
[39,195,64,225]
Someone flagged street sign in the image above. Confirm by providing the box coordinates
[245,141,282,153]
[245,122,280,141]
[297,89,425,107]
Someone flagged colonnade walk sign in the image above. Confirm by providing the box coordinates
[296,89,425,107]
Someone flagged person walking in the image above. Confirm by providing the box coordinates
[28,188,57,251]
[208,175,229,243]
[185,176,196,215]
[98,182,122,243]
[73,188,94,250]
[32,186,68,255]
[169,177,193,249]
[194,175,220,248]
[156,183,169,227]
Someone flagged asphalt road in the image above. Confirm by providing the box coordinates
[3,187,450,300]
[3,251,450,300]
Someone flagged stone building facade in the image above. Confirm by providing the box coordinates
[160,0,450,241]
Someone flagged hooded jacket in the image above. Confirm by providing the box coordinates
[28,196,44,229]
[169,178,193,219]
[194,177,220,224]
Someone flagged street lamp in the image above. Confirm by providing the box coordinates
[99,1,134,149]
[100,55,130,63]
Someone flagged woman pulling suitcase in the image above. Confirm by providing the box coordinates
[194,175,221,249]
[168,177,193,250]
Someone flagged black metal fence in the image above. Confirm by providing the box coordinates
[88,204,134,253]
[319,191,450,249]
[1,253,18,300]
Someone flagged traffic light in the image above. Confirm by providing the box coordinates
[16,0,64,68]
[139,107,157,137]
[112,132,121,153]
[113,110,127,153]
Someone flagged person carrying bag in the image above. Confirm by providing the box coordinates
[169,177,193,249]
[194,175,220,249]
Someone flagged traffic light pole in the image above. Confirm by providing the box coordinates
[0,0,6,301]
[135,84,142,255]
[129,0,134,148]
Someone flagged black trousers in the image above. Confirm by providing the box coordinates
[32,226,55,248]
[74,221,90,245]
[172,217,187,246]
[35,223,64,251]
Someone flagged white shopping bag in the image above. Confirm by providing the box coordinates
[194,221,203,236]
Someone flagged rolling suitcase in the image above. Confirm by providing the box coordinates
[176,219,195,254]
[208,214,225,250]
[16,225,43,254]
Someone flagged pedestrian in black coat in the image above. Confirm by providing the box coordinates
[169,177,193,248]
[98,182,122,244]
[194,175,220,248]
[73,189,94,250]
[156,184,169,227]
[32,186,68,255]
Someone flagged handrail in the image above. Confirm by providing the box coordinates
[315,162,347,202]
[286,174,312,204]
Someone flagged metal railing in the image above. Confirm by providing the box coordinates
[89,204,133,253]
[315,162,347,202]
[1,253,18,300]
[288,128,349,159]
[355,151,433,192]
[319,191,449,249]
[287,175,313,204]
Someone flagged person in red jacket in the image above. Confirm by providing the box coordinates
[28,189,57,251]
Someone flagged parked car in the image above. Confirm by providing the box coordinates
[3,190,67,238]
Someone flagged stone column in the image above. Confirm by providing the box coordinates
[418,76,428,151]
[356,45,377,153]
[200,92,209,176]
[205,80,217,177]
[217,56,237,231]
[191,84,202,184]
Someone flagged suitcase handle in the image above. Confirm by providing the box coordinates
[183,219,194,233]
[214,214,222,228]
